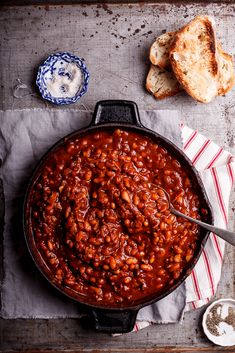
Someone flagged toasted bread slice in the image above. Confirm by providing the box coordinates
[217,49,235,95]
[150,32,234,97]
[146,64,182,100]
[169,15,219,103]
[150,32,176,69]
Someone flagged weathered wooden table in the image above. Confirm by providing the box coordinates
[1,1,235,352]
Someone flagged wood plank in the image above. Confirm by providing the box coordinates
[1,0,235,7]
[2,349,235,353]
[0,2,235,351]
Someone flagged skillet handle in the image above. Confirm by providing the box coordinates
[91,309,138,333]
[91,100,142,127]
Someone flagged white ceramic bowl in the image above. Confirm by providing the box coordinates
[202,298,235,346]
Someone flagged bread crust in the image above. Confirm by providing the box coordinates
[146,64,182,100]
[217,50,235,95]
[149,32,176,69]
[169,15,219,103]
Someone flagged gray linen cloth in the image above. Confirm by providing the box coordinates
[0,109,185,322]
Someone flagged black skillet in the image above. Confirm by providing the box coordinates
[23,100,213,333]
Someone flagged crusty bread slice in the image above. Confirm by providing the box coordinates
[169,15,219,103]
[217,49,235,95]
[146,64,182,99]
[150,32,176,69]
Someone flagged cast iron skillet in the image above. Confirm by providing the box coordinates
[23,100,213,333]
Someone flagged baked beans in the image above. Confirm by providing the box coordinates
[29,129,205,306]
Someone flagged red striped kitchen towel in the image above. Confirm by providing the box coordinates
[132,124,235,332]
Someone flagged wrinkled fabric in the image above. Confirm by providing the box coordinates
[0,108,185,322]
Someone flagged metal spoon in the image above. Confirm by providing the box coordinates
[154,185,235,247]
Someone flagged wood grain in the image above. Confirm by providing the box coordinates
[2,349,235,353]
[0,2,235,352]
[1,0,235,7]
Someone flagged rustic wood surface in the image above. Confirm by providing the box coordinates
[0,2,235,352]
[1,0,235,6]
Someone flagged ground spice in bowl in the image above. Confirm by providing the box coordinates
[206,303,235,336]
[203,299,235,346]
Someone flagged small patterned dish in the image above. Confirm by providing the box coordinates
[36,52,89,105]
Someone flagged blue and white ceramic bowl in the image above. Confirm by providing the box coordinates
[36,52,89,105]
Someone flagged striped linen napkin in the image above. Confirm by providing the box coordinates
[131,124,235,332]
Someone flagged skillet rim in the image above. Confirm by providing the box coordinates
[23,122,214,312]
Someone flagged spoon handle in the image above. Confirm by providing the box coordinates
[172,208,235,247]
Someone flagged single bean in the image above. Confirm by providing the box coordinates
[126,258,138,265]
[174,254,182,263]
[47,240,53,251]
[109,257,117,270]
[140,264,153,272]
[90,286,102,296]
[121,190,131,203]
[168,263,180,272]
[123,277,132,284]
